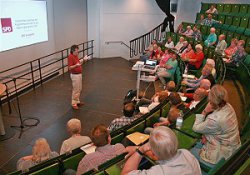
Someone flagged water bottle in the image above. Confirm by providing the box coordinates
[176,110,183,129]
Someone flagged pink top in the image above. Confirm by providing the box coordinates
[159,53,171,66]
[224,46,237,58]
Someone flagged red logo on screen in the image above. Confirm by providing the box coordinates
[1,18,13,33]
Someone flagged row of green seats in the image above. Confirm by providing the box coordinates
[200,3,250,16]
[196,12,250,28]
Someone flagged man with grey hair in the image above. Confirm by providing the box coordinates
[204,27,217,47]
[215,34,227,55]
[60,118,91,155]
[121,127,201,175]
[182,26,193,38]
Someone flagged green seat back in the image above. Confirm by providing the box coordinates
[216,4,224,13]
[221,24,230,30]
[240,4,248,14]
[201,3,209,12]
[223,4,232,13]
[228,25,237,32]
[232,16,240,27]
[240,35,247,41]
[63,152,86,171]
[126,120,145,135]
[243,55,250,65]
[200,25,208,36]
[233,33,241,40]
[104,159,126,175]
[111,132,125,145]
[225,32,234,43]
[145,112,161,127]
[98,153,126,171]
[179,114,201,139]
[235,27,245,35]
[173,129,197,149]
[29,163,60,175]
[217,15,225,23]
[234,158,250,175]
[220,29,228,36]
[244,29,250,37]
[207,158,226,175]
[231,4,240,13]
[225,16,233,25]
[170,32,177,42]
[240,17,249,28]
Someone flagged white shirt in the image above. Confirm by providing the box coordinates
[165,41,174,49]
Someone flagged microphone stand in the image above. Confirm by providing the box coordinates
[1,76,40,138]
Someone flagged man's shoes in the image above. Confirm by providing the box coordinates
[72,105,79,110]
[77,102,84,106]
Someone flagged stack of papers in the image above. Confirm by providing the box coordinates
[182,74,195,79]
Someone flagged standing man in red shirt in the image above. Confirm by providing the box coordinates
[68,45,85,110]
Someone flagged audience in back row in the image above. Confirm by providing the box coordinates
[206,4,218,14]
[60,118,91,155]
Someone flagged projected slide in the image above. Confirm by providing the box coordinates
[0,1,48,52]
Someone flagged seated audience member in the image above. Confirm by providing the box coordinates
[174,37,185,52]
[206,58,216,78]
[165,37,174,49]
[155,46,164,61]
[215,34,227,55]
[202,14,220,27]
[182,26,193,38]
[144,107,181,134]
[178,41,189,55]
[224,38,238,59]
[136,91,169,115]
[150,44,159,60]
[165,80,176,93]
[156,52,178,87]
[225,40,247,67]
[206,4,218,14]
[204,27,217,47]
[169,92,189,114]
[184,44,205,70]
[108,103,139,132]
[140,40,157,61]
[182,65,215,89]
[60,118,91,155]
[192,85,241,166]
[192,26,202,41]
[186,88,207,109]
[176,23,185,34]
[121,126,201,175]
[77,124,125,175]
[181,44,195,62]
[17,138,59,171]
[159,49,171,66]
[196,14,205,25]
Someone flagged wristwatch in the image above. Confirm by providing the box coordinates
[136,147,144,156]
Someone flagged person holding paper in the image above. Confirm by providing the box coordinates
[68,45,89,110]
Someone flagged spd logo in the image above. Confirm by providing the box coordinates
[1,18,13,33]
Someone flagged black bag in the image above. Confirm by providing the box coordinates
[123,90,137,105]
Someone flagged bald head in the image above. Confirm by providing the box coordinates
[193,88,207,101]
[168,107,181,124]
[219,34,225,41]
[200,79,211,90]
[210,27,216,33]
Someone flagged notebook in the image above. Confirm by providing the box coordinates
[126,132,149,145]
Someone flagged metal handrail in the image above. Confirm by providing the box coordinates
[129,22,164,58]
[0,40,94,105]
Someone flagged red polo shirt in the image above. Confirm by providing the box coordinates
[190,51,204,69]
[68,54,82,74]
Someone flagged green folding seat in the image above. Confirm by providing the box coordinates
[240,17,249,28]
[212,14,218,20]
[126,120,145,135]
[225,16,233,25]
[166,32,171,39]
[170,32,177,42]
[216,4,224,13]
[221,24,230,31]
[248,4,250,14]
[201,3,209,13]
[233,33,241,40]
[232,16,241,27]
[240,35,247,41]
[231,4,240,14]
[228,25,237,32]
[226,32,234,44]
[244,29,250,37]
[200,25,208,36]
[239,4,248,14]
[215,28,221,36]
[246,37,250,48]
[223,4,232,14]
[217,14,225,23]
[235,27,245,35]
[220,29,228,36]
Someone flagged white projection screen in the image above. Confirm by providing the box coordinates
[0,0,48,52]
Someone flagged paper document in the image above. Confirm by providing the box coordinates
[126,132,149,145]
[80,143,96,154]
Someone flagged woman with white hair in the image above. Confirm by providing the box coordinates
[122,127,201,175]
[192,85,241,166]
[60,118,91,154]
[17,138,59,171]
[183,44,205,70]
[206,58,216,78]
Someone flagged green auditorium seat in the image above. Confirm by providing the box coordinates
[234,158,250,175]
[245,29,250,37]
[173,129,197,149]
[216,4,224,13]
[217,14,225,23]
[63,151,86,171]
[220,24,230,31]
[212,14,218,20]
[231,4,240,14]
[232,16,241,27]
[170,33,177,42]
[240,17,249,28]
[29,163,60,175]
[243,55,250,66]
[228,25,237,33]
[224,16,233,25]
[223,4,232,14]
[126,120,145,135]
[200,25,209,36]
[111,132,125,145]
[98,153,126,171]
[240,35,247,41]
[201,3,209,13]
[220,29,228,36]
[239,4,248,14]
[235,27,245,35]
[178,114,201,139]
[166,32,171,39]
[248,4,250,14]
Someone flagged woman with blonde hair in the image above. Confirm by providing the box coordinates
[17,138,58,171]
[192,85,241,166]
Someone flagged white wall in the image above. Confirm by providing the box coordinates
[87,0,167,59]
[0,0,88,72]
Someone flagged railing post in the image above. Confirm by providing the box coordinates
[38,60,43,85]
[30,62,35,90]
[61,51,65,74]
